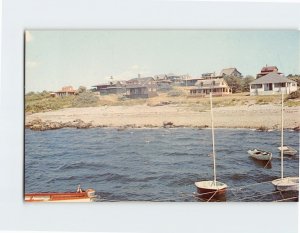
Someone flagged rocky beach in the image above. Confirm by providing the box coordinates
[25,103,300,131]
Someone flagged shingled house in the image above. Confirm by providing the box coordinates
[189,78,231,97]
[92,81,126,95]
[219,68,242,78]
[125,76,158,98]
[250,73,297,96]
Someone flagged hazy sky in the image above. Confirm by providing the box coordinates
[25,30,299,92]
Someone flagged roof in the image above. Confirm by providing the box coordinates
[126,84,151,89]
[250,72,296,85]
[219,68,241,76]
[195,78,228,87]
[127,77,154,85]
[261,66,278,72]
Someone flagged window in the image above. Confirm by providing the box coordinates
[274,83,285,87]
[251,84,262,89]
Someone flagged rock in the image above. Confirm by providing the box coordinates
[163,121,174,128]
[293,126,300,132]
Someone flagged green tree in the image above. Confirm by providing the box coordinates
[224,76,242,93]
[241,75,255,92]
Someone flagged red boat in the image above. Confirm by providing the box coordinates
[25,186,96,202]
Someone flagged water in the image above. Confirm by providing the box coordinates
[25,128,299,202]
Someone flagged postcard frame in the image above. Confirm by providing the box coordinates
[0,0,299,232]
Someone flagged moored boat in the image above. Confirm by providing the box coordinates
[194,93,227,201]
[248,149,272,161]
[277,146,297,156]
[25,187,96,202]
[272,177,299,192]
[195,181,227,199]
[272,92,299,192]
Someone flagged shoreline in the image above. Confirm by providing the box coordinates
[25,104,300,131]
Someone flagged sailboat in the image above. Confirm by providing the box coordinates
[195,92,227,199]
[271,92,299,192]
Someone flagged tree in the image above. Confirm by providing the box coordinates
[241,75,255,92]
[287,75,300,87]
[77,86,87,94]
[224,76,242,93]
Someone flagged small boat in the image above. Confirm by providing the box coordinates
[277,146,297,156]
[195,93,227,201]
[25,186,96,202]
[248,149,272,161]
[195,181,227,199]
[272,92,299,192]
[272,177,299,192]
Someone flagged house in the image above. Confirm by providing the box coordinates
[219,68,242,78]
[189,78,231,97]
[92,81,126,95]
[249,72,297,96]
[184,77,204,86]
[155,79,172,91]
[125,76,158,98]
[256,65,282,79]
[55,86,76,97]
[201,72,216,79]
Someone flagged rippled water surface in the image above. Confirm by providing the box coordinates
[25,128,299,202]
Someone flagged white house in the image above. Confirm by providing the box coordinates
[249,73,297,96]
[190,78,231,97]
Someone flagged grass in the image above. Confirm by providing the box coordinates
[25,89,300,113]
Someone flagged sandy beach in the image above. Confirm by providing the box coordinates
[25,103,300,129]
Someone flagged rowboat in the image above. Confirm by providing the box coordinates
[277,146,297,156]
[195,93,227,201]
[25,187,96,202]
[247,149,272,161]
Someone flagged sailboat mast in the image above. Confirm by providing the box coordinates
[210,92,217,185]
[281,91,284,179]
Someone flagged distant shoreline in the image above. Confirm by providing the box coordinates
[25,104,300,131]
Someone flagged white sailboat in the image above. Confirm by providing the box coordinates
[195,93,227,199]
[272,92,299,192]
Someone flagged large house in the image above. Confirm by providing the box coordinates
[219,68,242,78]
[125,76,158,98]
[256,65,282,79]
[249,73,297,96]
[92,81,126,95]
[189,78,231,97]
[54,86,76,97]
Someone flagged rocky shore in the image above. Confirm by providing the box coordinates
[25,104,300,131]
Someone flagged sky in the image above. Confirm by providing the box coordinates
[25,30,300,92]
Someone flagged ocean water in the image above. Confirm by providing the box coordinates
[25,128,299,202]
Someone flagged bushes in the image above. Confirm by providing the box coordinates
[72,92,99,107]
[286,90,300,100]
[25,91,99,112]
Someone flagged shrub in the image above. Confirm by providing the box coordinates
[72,92,99,107]
[286,90,300,100]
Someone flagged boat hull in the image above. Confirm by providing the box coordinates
[195,181,227,201]
[272,177,299,192]
[277,146,297,156]
[248,149,272,161]
[25,189,96,202]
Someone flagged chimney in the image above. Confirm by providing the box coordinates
[138,73,141,79]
